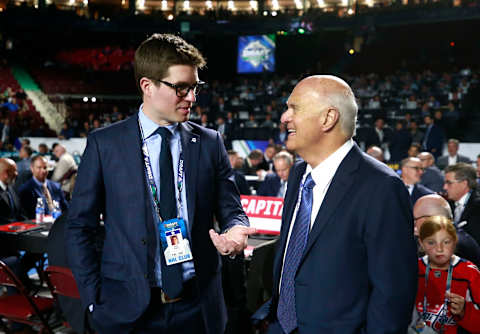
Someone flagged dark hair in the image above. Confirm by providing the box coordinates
[22,146,33,156]
[134,33,206,94]
[445,163,477,190]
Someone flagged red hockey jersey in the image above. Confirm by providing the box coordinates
[415,255,480,334]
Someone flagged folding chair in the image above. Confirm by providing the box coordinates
[0,260,54,334]
[44,265,80,299]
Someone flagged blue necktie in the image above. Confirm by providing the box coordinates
[157,127,183,298]
[277,173,315,333]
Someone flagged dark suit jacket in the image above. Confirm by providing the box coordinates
[0,185,26,225]
[423,124,445,159]
[436,154,472,171]
[257,174,281,197]
[233,170,251,196]
[411,183,434,205]
[364,127,391,149]
[18,178,68,219]
[419,165,444,193]
[267,144,418,333]
[66,115,249,334]
[458,190,480,247]
[389,129,412,163]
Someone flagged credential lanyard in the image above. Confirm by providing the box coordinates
[422,258,454,333]
[138,120,184,222]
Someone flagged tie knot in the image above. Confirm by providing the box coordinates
[156,127,172,141]
[303,173,315,190]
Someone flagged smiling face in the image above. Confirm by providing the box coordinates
[141,64,199,126]
[280,84,325,157]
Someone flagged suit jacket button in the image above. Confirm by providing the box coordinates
[141,238,146,245]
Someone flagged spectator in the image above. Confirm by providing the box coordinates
[422,114,445,159]
[257,151,293,198]
[412,216,480,333]
[79,121,91,137]
[200,113,213,129]
[51,144,78,198]
[58,122,75,139]
[242,149,265,176]
[389,120,411,163]
[275,122,287,145]
[0,158,27,224]
[444,163,480,245]
[263,144,277,171]
[16,145,33,175]
[245,113,258,128]
[260,113,275,129]
[37,143,49,156]
[364,117,391,152]
[400,157,434,205]
[409,120,424,145]
[366,145,384,162]
[417,152,444,193]
[227,150,250,196]
[1,118,11,145]
[436,139,472,171]
[18,155,68,219]
[413,194,480,267]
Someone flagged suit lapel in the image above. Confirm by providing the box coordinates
[461,190,478,221]
[300,145,361,264]
[120,115,151,218]
[179,122,200,230]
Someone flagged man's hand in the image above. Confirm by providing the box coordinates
[209,225,257,256]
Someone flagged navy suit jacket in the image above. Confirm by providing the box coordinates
[267,144,418,333]
[257,173,281,197]
[410,183,434,205]
[18,178,68,219]
[436,154,472,171]
[423,124,445,159]
[66,115,249,334]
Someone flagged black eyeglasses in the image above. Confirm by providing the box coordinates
[156,80,205,98]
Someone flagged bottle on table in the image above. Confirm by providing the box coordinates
[35,197,45,223]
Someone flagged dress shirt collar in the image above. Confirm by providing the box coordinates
[305,139,354,190]
[455,191,471,208]
[139,105,178,139]
[32,176,46,187]
[0,180,7,191]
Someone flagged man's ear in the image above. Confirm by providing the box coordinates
[139,77,153,97]
[320,107,340,132]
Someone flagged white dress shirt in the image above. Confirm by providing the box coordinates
[454,191,470,224]
[448,155,458,166]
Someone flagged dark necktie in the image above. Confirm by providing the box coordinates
[5,187,15,216]
[277,173,315,334]
[156,127,183,298]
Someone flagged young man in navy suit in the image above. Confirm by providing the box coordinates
[66,34,254,334]
[263,75,418,334]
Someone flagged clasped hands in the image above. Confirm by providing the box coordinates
[209,225,257,256]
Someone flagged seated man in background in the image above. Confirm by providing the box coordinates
[0,158,27,224]
[18,155,68,219]
[51,144,78,198]
[16,145,33,175]
[257,151,293,198]
[228,150,251,195]
[400,157,434,205]
[418,152,444,193]
[242,149,266,176]
[413,194,480,267]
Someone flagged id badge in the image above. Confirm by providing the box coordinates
[158,218,193,265]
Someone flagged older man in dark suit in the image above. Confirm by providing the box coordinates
[0,158,26,224]
[400,157,434,205]
[418,152,445,193]
[436,138,472,170]
[66,34,254,334]
[262,75,417,334]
